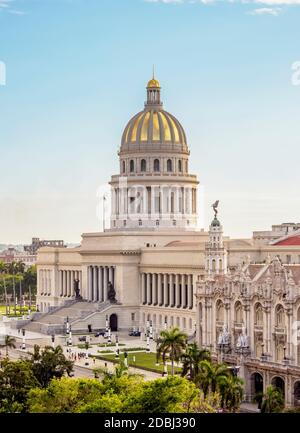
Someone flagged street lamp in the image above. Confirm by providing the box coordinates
[124,351,128,367]
[105,315,109,333]
[146,331,150,353]
[115,334,119,358]
[21,328,26,350]
[149,320,153,340]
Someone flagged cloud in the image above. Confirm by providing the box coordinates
[0,0,12,7]
[8,9,26,15]
[248,6,282,13]
[0,0,26,15]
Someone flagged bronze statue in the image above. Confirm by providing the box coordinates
[74,279,82,300]
[212,200,219,218]
[107,281,117,303]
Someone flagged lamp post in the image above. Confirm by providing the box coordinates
[149,320,153,340]
[21,328,26,350]
[51,334,55,349]
[68,325,73,346]
[146,331,150,353]
[115,334,119,358]
[105,315,109,334]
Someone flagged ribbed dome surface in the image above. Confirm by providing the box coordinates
[121,108,187,152]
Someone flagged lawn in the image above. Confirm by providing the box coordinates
[0,305,36,317]
[95,351,182,375]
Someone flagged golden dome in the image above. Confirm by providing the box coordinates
[147,78,160,88]
[121,108,187,151]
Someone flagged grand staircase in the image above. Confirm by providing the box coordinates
[25,300,112,335]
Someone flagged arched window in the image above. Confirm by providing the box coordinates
[154,159,160,172]
[178,160,182,172]
[235,302,243,324]
[254,303,263,326]
[212,259,216,272]
[141,159,146,172]
[122,161,126,173]
[276,305,285,327]
[216,300,224,322]
[130,160,134,173]
[167,159,172,172]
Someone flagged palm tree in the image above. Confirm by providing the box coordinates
[0,335,16,358]
[197,360,229,397]
[156,327,188,375]
[181,342,211,381]
[218,374,244,412]
[261,385,284,413]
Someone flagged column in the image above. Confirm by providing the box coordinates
[92,267,97,302]
[64,271,67,297]
[175,274,180,308]
[164,274,168,307]
[103,267,108,301]
[182,275,187,308]
[147,273,152,305]
[59,271,63,297]
[98,267,103,302]
[158,274,163,306]
[141,273,146,304]
[153,274,157,305]
[188,274,192,309]
[88,266,93,301]
[109,267,113,284]
[170,274,175,307]
[66,271,69,297]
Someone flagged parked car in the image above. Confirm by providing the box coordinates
[128,330,141,337]
[78,336,87,342]
[94,330,106,337]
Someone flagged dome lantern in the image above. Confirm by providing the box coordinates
[146,69,162,107]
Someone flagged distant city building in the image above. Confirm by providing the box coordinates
[24,237,66,255]
[0,247,36,268]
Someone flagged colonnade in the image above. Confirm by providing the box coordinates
[141,273,194,309]
[59,270,82,297]
[87,266,115,302]
[39,269,52,296]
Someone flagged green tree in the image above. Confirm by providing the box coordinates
[156,327,188,376]
[197,360,229,397]
[261,385,284,413]
[0,335,16,358]
[29,345,74,388]
[28,377,106,413]
[23,265,37,294]
[218,374,244,412]
[0,359,40,413]
[123,376,198,413]
[181,343,211,382]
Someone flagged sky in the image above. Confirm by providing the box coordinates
[0,0,300,244]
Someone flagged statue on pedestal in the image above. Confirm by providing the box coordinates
[74,279,82,300]
[107,281,117,303]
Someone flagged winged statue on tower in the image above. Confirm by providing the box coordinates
[212,200,219,218]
